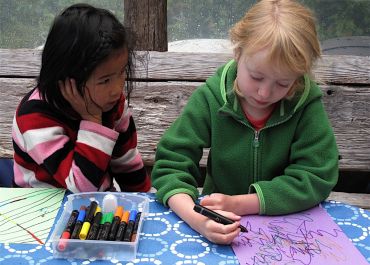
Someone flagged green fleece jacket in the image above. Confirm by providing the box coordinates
[151,60,339,215]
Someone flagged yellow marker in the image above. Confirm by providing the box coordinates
[79,201,98,240]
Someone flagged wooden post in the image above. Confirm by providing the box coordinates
[124,0,167,51]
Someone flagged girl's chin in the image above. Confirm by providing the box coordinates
[103,102,118,112]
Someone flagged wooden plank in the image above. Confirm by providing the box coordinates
[1,49,369,84]
[327,192,370,210]
[1,78,369,171]
[124,0,167,51]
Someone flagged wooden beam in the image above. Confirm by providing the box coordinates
[1,78,370,172]
[1,50,369,85]
[327,192,370,209]
[124,0,167,51]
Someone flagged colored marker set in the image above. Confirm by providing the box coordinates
[51,192,149,261]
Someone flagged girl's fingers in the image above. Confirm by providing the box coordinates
[69,78,81,98]
[58,80,65,95]
[206,222,241,244]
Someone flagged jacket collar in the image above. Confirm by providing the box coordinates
[218,60,315,125]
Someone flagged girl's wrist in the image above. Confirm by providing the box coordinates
[232,194,260,215]
[82,115,102,124]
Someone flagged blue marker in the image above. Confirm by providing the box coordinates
[122,210,137,241]
[71,206,86,239]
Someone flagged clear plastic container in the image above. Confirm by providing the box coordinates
[51,192,149,261]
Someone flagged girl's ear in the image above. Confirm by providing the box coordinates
[234,47,242,62]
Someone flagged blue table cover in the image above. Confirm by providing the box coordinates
[0,193,368,264]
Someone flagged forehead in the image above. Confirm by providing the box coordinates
[242,48,297,80]
[93,48,128,76]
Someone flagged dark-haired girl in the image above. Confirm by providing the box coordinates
[12,4,151,193]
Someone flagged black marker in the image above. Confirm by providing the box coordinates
[193,204,248,232]
[130,212,142,242]
[115,210,130,241]
[95,212,106,240]
[57,209,79,251]
[122,210,137,241]
[108,206,123,241]
[70,206,87,239]
[86,207,102,240]
[98,212,114,240]
[79,201,98,240]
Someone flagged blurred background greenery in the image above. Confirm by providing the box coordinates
[0,0,369,49]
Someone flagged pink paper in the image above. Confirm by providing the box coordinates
[232,205,367,265]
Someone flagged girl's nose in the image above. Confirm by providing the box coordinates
[258,83,272,99]
[112,79,125,96]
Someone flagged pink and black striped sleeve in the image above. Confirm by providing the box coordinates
[109,98,151,192]
[13,99,116,192]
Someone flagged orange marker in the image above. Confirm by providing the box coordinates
[115,210,130,241]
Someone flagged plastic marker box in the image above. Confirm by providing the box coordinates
[51,192,149,261]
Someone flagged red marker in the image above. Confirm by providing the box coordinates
[57,209,79,251]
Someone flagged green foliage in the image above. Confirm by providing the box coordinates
[302,0,370,40]
[0,0,124,48]
[0,0,369,48]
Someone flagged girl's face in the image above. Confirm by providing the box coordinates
[236,48,299,119]
[85,48,128,112]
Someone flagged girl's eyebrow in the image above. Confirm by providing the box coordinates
[97,64,127,80]
[97,72,115,80]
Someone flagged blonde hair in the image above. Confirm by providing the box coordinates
[230,0,321,94]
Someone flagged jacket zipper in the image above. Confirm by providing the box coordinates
[221,109,294,183]
[253,130,260,183]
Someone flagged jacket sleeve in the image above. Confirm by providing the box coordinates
[13,107,119,193]
[251,97,339,215]
[151,85,212,206]
[109,98,151,192]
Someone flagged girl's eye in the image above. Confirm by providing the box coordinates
[98,78,110,85]
[251,75,263,81]
[278,83,289,88]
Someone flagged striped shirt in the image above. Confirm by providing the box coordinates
[12,88,151,193]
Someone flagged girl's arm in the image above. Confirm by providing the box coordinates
[109,97,151,192]
[200,193,260,216]
[168,193,242,245]
[13,108,117,192]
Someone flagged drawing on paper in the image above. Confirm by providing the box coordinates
[0,188,65,244]
[232,206,367,265]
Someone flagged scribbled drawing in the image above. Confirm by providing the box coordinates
[0,188,65,244]
[232,206,368,265]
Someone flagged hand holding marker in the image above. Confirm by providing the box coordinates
[193,204,248,232]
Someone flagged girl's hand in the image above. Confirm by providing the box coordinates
[195,209,242,244]
[201,193,260,216]
[200,193,235,212]
[167,193,242,245]
[59,78,102,124]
